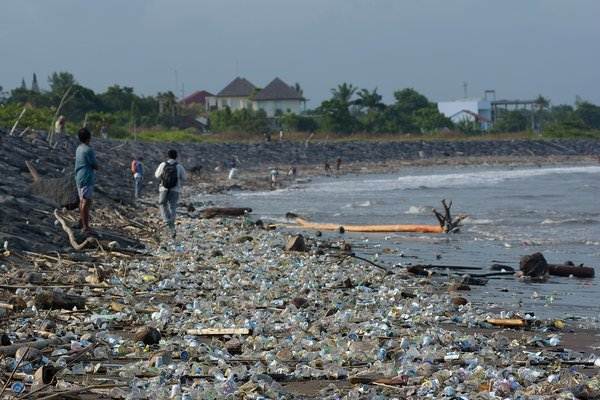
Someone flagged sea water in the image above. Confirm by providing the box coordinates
[205,164,600,320]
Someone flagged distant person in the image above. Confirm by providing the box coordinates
[264,132,271,142]
[74,127,98,236]
[270,167,279,188]
[288,166,297,177]
[100,125,108,139]
[154,150,186,238]
[55,116,66,134]
[130,156,144,200]
[324,161,332,175]
[336,157,342,171]
[279,130,284,141]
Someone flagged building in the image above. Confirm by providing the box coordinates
[437,98,493,130]
[206,77,306,117]
[180,90,213,108]
[207,77,257,112]
[252,78,306,116]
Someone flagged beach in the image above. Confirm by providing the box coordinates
[1,130,600,398]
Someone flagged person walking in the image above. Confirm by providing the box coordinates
[154,150,186,238]
[74,127,98,236]
[130,156,144,200]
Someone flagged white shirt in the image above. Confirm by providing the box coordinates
[154,159,186,192]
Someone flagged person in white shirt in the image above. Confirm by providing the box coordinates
[154,149,186,238]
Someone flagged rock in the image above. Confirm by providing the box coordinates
[210,249,223,257]
[133,326,161,345]
[291,297,308,309]
[451,297,468,306]
[520,252,548,277]
[235,235,254,243]
[1,333,11,345]
[449,283,471,291]
[15,346,42,362]
[285,235,306,252]
[39,320,57,332]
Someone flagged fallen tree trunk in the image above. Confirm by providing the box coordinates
[200,207,252,219]
[548,263,595,278]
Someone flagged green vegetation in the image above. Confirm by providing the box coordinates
[1,72,600,142]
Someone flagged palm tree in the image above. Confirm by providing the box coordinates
[293,82,303,96]
[331,83,357,104]
[355,88,384,111]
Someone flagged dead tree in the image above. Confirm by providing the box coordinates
[432,199,465,233]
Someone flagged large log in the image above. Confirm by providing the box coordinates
[0,337,66,357]
[199,207,252,219]
[548,263,595,278]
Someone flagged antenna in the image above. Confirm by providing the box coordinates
[462,81,468,98]
[174,69,179,98]
[235,60,239,76]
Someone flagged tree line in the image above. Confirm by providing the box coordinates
[1,72,600,138]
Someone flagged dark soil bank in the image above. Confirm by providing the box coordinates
[1,127,599,252]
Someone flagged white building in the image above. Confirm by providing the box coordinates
[437,98,492,130]
[206,77,305,117]
[252,78,305,117]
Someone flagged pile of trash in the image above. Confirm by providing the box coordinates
[2,213,600,399]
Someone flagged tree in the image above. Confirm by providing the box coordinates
[392,88,429,115]
[293,83,303,96]
[575,101,600,130]
[355,88,384,111]
[48,71,77,95]
[31,73,40,93]
[331,83,357,104]
[413,105,454,132]
[492,110,528,132]
[20,78,27,90]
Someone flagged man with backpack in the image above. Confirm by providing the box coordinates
[130,156,144,200]
[154,150,186,238]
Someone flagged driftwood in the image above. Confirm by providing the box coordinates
[486,318,527,328]
[548,263,595,278]
[54,209,100,250]
[200,207,252,219]
[432,199,466,233]
[35,290,86,310]
[0,337,66,357]
[186,328,250,336]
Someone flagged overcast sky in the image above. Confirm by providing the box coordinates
[2,0,599,106]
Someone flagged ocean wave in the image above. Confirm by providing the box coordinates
[278,166,600,194]
[463,217,494,225]
[541,218,599,225]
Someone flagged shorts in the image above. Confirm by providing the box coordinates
[78,185,94,200]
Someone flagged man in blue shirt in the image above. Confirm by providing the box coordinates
[74,128,98,235]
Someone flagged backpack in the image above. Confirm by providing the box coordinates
[161,162,178,189]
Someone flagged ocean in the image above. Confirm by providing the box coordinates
[205,164,600,321]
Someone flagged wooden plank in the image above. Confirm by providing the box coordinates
[186,328,250,336]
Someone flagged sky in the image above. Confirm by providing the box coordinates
[1,0,599,107]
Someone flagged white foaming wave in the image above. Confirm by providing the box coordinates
[405,205,431,214]
[287,166,600,194]
[463,217,494,225]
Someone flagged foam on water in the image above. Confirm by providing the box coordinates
[279,165,600,194]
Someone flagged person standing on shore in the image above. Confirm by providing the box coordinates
[154,150,186,238]
[130,156,144,200]
[74,127,98,236]
[335,157,342,172]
